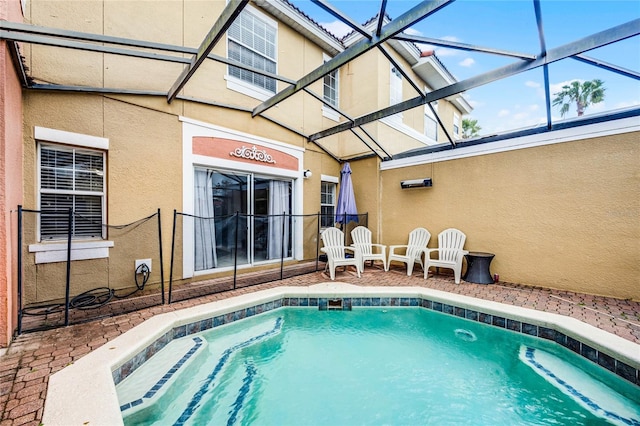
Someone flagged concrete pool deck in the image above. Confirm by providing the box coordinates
[1,265,639,425]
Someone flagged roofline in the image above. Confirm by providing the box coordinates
[255,0,344,56]
[388,107,640,162]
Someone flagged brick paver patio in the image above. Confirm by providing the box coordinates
[1,265,638,425]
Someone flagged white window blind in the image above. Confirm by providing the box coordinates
[39,145,105,240]
[320,181,336,228]
[323,57,339,107]
[425,100,438,141]
[389,66,403,122]
[228,9,277,93]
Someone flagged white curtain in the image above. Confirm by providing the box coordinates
[194,169,217,270]
[267,180,290,259]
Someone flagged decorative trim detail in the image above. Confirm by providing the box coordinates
[230,145,276,164]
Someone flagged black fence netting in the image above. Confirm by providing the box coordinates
[168,211,368,304]
[17,207,164,334]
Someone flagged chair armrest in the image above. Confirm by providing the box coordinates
[388,244,408,255]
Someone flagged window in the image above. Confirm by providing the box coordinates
[227,7,277,94]
[453,113,461,139]
[322,54,340,121]
[390,65,403,122]
[323,55,339,108]
[39,144,105,240]
[193,168,292,271]
[425,100,438,141]
[320,181,336,228]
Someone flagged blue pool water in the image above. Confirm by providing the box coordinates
[119,308,640,425]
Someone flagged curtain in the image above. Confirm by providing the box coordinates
[267,180,290,259]
[194,169,217,270]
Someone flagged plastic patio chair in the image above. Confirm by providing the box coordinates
[424,228,468,284]
[320,227,362,280]
[351,226,387,271]
[387,227,431,275]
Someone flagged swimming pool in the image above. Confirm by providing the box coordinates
[118,308,640,425]
[42,284,640,425]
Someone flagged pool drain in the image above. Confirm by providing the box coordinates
[454,328,477,342]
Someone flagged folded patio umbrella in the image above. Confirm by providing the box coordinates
[335,162,359,224]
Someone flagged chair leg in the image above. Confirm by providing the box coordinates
[406,261,413,276]
[454,268,461,284]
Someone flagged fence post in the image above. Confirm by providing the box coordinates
[279,212,286,280]
[157,208,165,304]
[168,209,177,304]
[316,211,321,272]
[64,208,73,326]
[233,212,239,290]
[17,205,23,335]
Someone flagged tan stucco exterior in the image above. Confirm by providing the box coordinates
[379,128,639,299]
[1,0,24,347]
[3,0,637,346]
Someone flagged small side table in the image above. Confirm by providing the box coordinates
[463,252,495,284]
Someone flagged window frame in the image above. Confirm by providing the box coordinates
[453,112,461,139]
[322,53,340,122]
[320,176,338,229]
[389,64,404,123]
[425,99,438,142]
[38,143,107,242]
[226,4,278,100]
[28,127,111,265]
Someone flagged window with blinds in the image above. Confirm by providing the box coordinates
[425,100,438,141]
[320,181,336,228]
[323,58,339,108]
[227,9,277,93]
[39,145,105,240]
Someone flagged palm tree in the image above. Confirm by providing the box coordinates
[552,79,605,117]
[462,118,481,139]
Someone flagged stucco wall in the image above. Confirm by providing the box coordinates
[22,93,182,302]
[377,130,640,300]
[0,0,25,346]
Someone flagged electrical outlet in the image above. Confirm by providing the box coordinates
[135,259,152,273]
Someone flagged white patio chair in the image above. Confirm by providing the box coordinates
[320,227,362,280]
[351,226,387,271]
[424,228,468,284]
[387,227,431,276]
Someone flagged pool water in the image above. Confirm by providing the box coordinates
[119,308,640,425]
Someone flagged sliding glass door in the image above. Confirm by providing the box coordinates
[194,168,292,271]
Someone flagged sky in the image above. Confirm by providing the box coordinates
[290,0,640,136]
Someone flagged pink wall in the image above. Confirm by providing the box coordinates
[0,0,24,347]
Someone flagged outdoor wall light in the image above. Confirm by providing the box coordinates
[400,178,432,189]
[303,169,312,178]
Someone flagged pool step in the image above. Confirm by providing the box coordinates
[519,345,640,426]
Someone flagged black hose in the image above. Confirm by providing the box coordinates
[24,262,152,313]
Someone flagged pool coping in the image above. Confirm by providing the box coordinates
[42,283,640,426]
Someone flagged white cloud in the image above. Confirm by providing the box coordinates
[589,102,606,113]
[404,28,423,36]
[529,104,539,111]
[615,99,640,109]
[498,109,510,117]
[459,57,475,67]
[320,20,352,38]
[432,35,463,57]
[525,81,540,88]
[514,112,529,120]
[549,79,584,95]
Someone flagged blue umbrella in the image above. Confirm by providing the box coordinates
[335,162,359,224]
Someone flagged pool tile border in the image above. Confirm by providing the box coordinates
[113,295,639,387]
